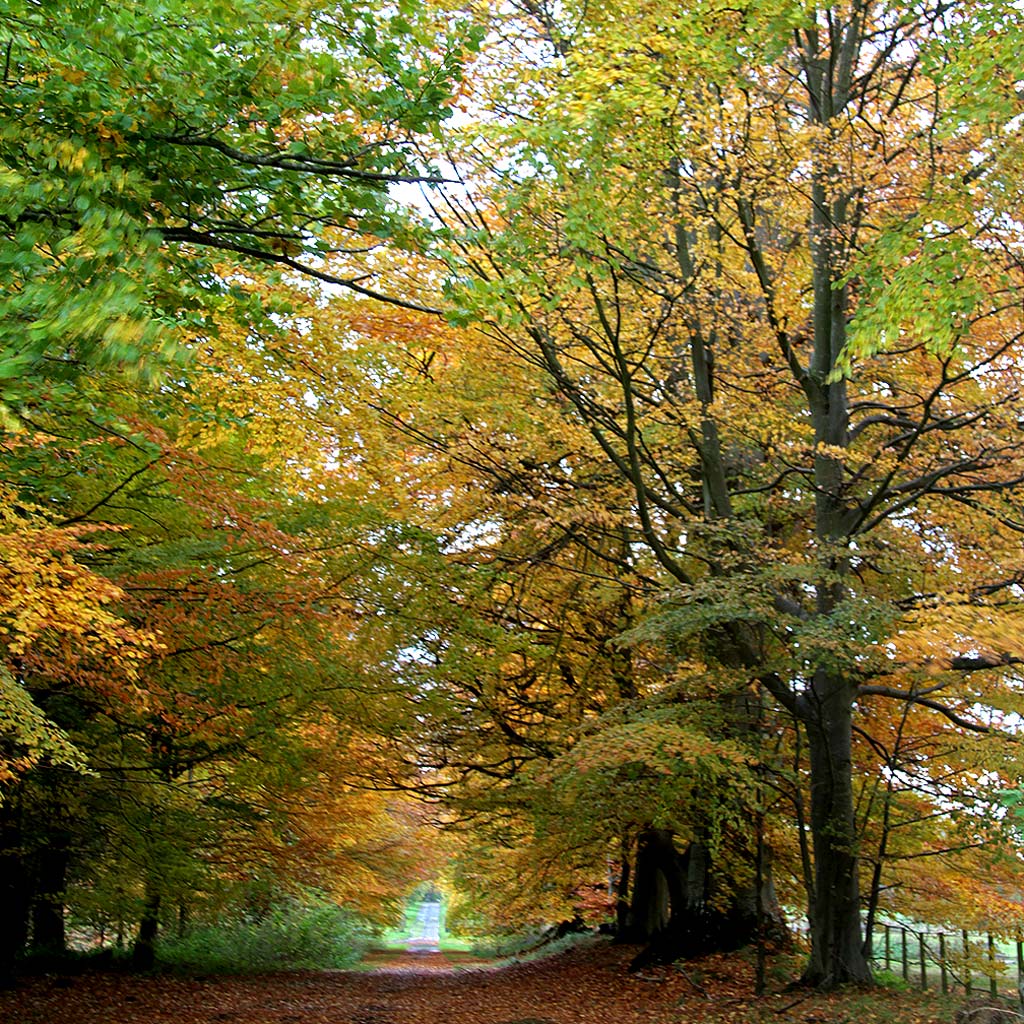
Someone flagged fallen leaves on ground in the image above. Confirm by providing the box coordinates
[0,939,959,1024]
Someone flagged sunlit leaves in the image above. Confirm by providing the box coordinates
[0,481,159,789]
[0,0,479,417]
[426,0,1024,965]
[0,666,87,783]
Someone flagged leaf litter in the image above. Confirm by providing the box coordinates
[0,939,960,1024]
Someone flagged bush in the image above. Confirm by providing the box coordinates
[873,968,912,991]
[470,927,596,961]
[158,895,370,973]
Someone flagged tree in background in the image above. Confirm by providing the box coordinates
[307,260,793,963]
[1,0,478,777]
[0,0,478,976]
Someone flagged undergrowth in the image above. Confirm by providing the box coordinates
[157,895,370,974]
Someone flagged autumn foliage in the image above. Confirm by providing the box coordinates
[2,0,1024,997]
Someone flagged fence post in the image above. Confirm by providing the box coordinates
[940,933,948,995]
[1016,932,1023,1007]
[989,934,998,998]
[920,932,928,990]
[885,925,891,972]
[964,931,972,996]
[903,928,910,982]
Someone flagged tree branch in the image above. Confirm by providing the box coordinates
[857,685,993,732]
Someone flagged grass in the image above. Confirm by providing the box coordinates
[465,927,596,962]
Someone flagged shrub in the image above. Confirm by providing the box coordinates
[158,894,370,973]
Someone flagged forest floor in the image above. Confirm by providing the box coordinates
[0,937,965,1024]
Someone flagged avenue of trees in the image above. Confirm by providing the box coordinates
[2,0,1024,992]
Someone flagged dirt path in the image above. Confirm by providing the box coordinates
[360,949,490,971]
[0,940,958,1024]
[403,901,441,953]
[0,941,698,1024]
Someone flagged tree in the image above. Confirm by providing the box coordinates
[1,0,480,410]
[300,257,796,960]
[0,0,479,971]
[0,0,478,786]
[0,344,462,969]
[0,279,446,974]
[434,0,1024,987]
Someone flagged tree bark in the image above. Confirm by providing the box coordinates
[618,828,671,946]
[0,800,30,986]
[30,838,69,956]
[132,883,161,971]
[799,674,872,986]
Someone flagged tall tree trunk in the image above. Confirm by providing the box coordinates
[30,837,69,956]
[0,800,30,986]
[799,673,872,986]
[132,882,161,971]
[805,5,873,985]
[623,828,674,944]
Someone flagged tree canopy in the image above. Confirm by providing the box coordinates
[2,0,1024,994]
